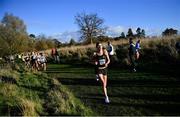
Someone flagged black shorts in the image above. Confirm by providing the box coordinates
[40,61,46,64]
[31,59,36,65]
[96,68,107,75]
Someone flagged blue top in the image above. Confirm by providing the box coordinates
[136,42,140,50]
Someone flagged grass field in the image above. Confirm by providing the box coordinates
[0,63,93,116]
[46,63,180,116]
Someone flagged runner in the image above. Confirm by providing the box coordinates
[24,53,31,68]
[93,42,110,103]
[107,41,114,60]
[31,52,37,71]
[128,38,136,72]
[51,48,59,63]
[135,40,141,60]
[39,53,47,71]
[36,52,41,71]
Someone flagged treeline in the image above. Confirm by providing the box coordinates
[0,13,61,57]
[74,12,179,45]
[0,13,179,57]
[68,27,179,46]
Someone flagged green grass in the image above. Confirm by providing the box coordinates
[1,62,179,115]
[46,63,180,116]
[0,64,93,116]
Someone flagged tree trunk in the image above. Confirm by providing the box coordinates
[90,37,93,44]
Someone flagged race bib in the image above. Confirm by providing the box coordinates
[99,59,106,65]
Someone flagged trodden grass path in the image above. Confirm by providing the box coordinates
[46,64,180,116]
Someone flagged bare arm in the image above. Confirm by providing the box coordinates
[104,49,110,66]
[90,52,97,65]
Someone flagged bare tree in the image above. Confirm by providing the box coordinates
[75,12,105,44]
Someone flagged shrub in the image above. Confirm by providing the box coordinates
[51,36,180,67]
[46,78,93,116]
[0,69,19,84]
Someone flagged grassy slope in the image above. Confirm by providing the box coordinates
[46,63,180,116]
[0,64,93,116]
[44,36,180,55]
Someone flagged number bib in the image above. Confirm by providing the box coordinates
[99,59,106,65]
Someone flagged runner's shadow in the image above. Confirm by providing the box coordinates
[58,77,180,88]
[58,77,101,86]
[77,95,111,105]
[109,94,180,102]
[108,79,180,88]
[45,71,90,73]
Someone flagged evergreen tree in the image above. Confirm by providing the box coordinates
[136,27,141,38]
[120,32,126,38]
[141,29,146,38]
[126,28,134,38]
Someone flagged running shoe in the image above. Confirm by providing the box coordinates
[105,96,110,103]
[95,74,99,81]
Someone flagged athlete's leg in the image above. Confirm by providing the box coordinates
[43,63,47,71]
[99,74,109,103]
[103,75,108,98]
[136,51,140,60]
[99,74,105,84]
